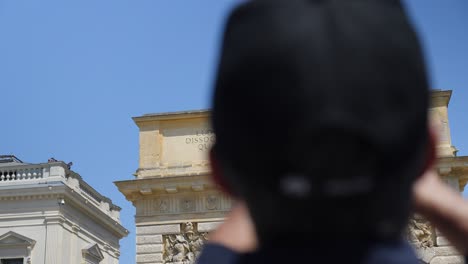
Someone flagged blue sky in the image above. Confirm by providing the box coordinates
[0,1,466,263]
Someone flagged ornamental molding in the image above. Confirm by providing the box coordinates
[0,231,36,248]
[133,110,210,123]
[436,156,468,176]
[116,175,232,223]
[0,193,63,201]
[0,184,128,238]
[0,231,35,264]
[136,165,211,179]
[115,174,220,202]
[135,192,231,218]
[436,156,468,191]
[82,243,105,263]
[63,187,128,238]
[430,90,452,107]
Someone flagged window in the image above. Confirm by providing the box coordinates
[1,259,23,264]
[0,232,35,264]
[82,244,104,264]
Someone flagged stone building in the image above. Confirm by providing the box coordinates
[0,155,128,264]
[412,90,468,264]
[116,90,468,264]
[115,110,227,264]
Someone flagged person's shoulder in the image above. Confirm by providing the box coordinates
[226,240,420,264]
[363,240,420,264]
[196,243,239,264]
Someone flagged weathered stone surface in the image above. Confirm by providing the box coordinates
[415,246,436,263]
[437,236,451,246]
[133,111,213,178]
[198,221,222,232]
[137,224,180,235]
[137,235,163,244]
[137,244,164,254]
[430,256,464,264]
[136,253,163,263]
[433,246,460,257]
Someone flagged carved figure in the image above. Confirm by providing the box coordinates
[173,243,187,262]
[163,222,208,264]
[408,219,433,248]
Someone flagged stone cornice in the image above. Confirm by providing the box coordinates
[133,109,210,125]
[437,156,468,175]
[64,185,129,238]
[431,90,452,107]
[132,91,450,123]
[437,156,468,191]
[115,174,217,200]
[0,184,128,238]
[67,170,121,211]
[136,165,211,179]
[0,182,65,199]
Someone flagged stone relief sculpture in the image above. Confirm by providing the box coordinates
[156,199,169,213]
[205,195,219,210]
[163,222,208,264]
[180,198,195,212]
[407,218,439,264]
[407,218,434,248]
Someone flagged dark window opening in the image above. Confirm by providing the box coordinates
[1,258,23,264]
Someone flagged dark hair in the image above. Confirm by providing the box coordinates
[212,0,429,243]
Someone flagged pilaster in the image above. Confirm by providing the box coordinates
[44,216,64,264]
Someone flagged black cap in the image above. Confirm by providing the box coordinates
[212,0,430,242]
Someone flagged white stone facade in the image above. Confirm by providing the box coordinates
[0,156,128,264]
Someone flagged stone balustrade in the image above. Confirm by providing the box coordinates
[0,163,69,184]
[0,162,122,222]
[0,165,44,181]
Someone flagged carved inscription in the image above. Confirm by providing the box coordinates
[185,129,215,151]
[163,222,208,264]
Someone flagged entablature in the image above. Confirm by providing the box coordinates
[437,156,468,191]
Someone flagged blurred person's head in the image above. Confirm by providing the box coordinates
[210,0,432,245]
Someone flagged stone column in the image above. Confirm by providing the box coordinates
[69,225,80,263]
